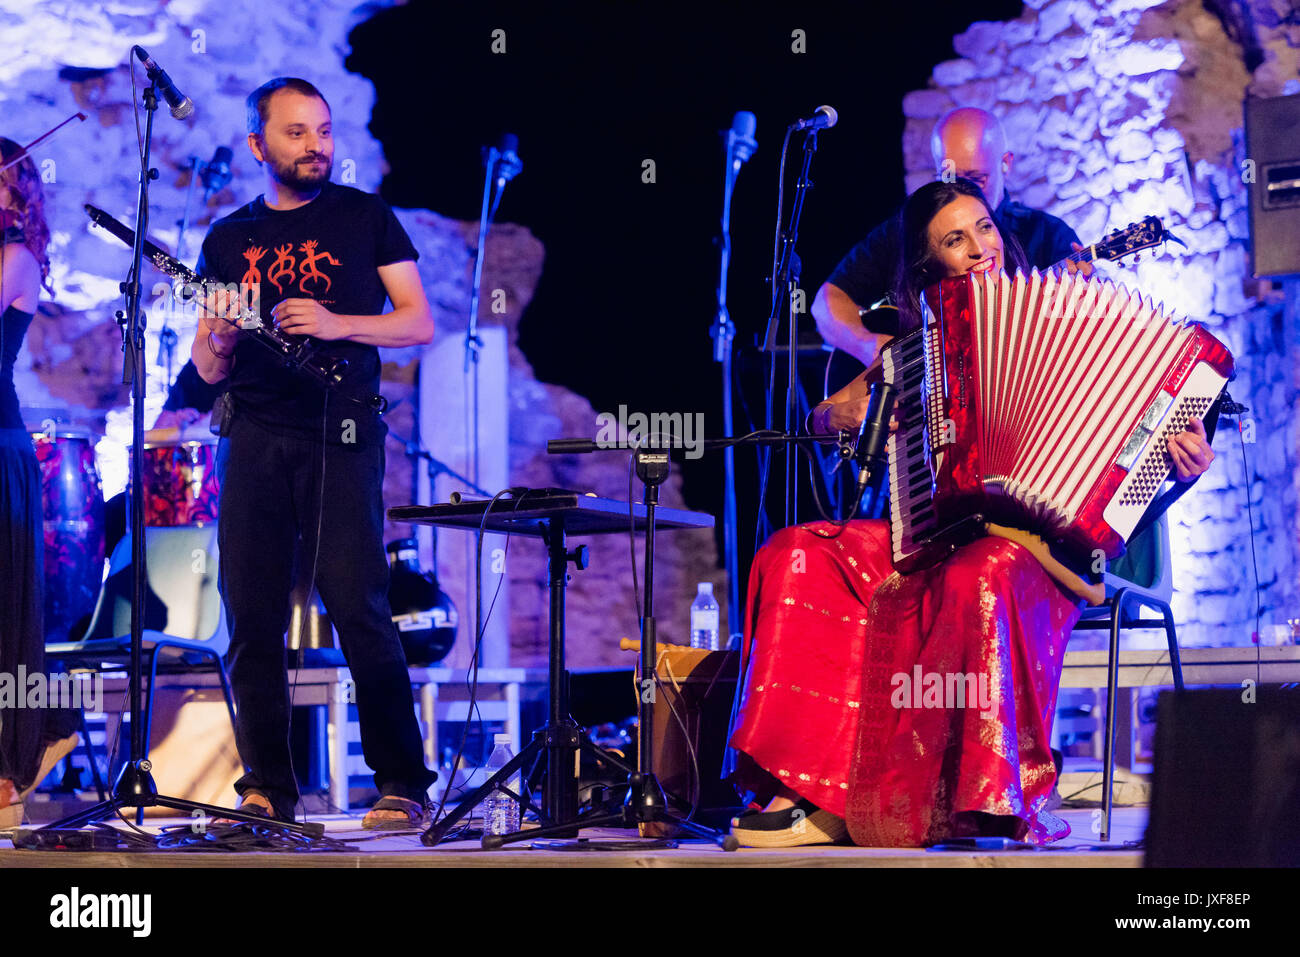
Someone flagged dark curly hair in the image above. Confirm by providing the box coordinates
[0,135,54,295]
[893,177,1026,334]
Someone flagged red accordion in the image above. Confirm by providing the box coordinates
[882,270,1234,572]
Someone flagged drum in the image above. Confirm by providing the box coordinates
[137,438,220,526]
[31,427,106,644]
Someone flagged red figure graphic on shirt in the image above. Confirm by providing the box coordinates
[298,240,341,294]
[240,246,267,288]
[267,244,297,294]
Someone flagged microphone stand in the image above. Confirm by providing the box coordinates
[759,127,823,536]
[462,141,519,668]
[155,156,203,389]
[709,121,753,649]
[37,78,321,841]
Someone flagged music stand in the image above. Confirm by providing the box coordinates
[390,471,737,850]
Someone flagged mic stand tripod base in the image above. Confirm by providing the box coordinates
[42,759,326,837]
[419,723,634,847]
[479,772,739,851]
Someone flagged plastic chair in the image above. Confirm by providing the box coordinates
[1068,514,1184,841]
[46,525,237,774]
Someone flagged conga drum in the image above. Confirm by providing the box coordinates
[31,427,106,644]
[136,437,220,526]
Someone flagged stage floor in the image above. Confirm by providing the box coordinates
[1,805,1145,867]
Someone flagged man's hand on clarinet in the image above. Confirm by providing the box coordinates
[199,286,241,349]
[272,298,348,340]
[1167,416,1214,482]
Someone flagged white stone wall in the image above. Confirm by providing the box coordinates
[901,0,1300,647]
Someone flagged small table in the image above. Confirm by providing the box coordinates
[96,666,547,810]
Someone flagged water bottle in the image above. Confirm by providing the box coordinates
[481,733,521,836]
[690,582,720,651]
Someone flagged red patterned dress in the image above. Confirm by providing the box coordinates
[727,519,1080,846]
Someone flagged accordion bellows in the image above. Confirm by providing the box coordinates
[883,269,1234,572]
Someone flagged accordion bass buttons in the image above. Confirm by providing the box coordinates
[1102,362,1227,540]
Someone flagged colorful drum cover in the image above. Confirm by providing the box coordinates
[31,427,106,644]
[135,438,221,527]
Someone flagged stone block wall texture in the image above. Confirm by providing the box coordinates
[1,0,725,670]
[901,0,1300,647]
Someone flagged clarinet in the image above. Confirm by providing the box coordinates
[85,204,388,413]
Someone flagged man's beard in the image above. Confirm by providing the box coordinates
[268,152,332,192]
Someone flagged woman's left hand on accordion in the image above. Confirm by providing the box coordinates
[1167,416,1214,482]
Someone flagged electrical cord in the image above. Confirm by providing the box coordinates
[1235,417,1263,684]
[756,124,798,553]
[283,392,329,825]
[425,486,519,836]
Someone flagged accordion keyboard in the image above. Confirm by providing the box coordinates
[882,330,936,567]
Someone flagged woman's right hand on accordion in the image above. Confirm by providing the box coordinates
[1167,416,1214,482]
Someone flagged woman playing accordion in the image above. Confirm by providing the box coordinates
[726,178,1217,847]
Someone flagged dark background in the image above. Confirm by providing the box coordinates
[346,0,1023,590]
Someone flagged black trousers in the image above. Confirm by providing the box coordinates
[215,414,435,819]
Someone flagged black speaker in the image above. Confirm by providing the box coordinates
[1245,92,1300,277]
[1146,687,1300,867]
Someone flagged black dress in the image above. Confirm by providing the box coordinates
[0,238,78,790]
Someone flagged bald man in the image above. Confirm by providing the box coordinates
[813,107,1083,367]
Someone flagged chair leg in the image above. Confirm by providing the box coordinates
[1102,588,1130,844]
[213,652,238,731]
[79,709,107,802]
[1160,601,1184,692]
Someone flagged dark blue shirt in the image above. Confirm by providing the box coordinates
[825,194,1081,334]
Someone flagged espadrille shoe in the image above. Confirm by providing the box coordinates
[730,797,849,848]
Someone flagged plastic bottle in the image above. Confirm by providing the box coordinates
[690,582,721,651]
[481,733,521,836]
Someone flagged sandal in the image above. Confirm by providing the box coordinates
[361,795,429,830]
[0,779,22,829]
[0,734,81,829]
[213,790,279,826]
[730,797,849,848]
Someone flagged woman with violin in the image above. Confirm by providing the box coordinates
[0,136,80,828]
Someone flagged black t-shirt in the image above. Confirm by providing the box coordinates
[825,194,1081,332]
[196,183,418,445]
[162,359,222,414]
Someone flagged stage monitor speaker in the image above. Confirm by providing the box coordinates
[1245,92,1300,278]
[1146,687,1300,867]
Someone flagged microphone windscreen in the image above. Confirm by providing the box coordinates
[497,132,519,153]
[816,105,838,128]
[731,111,757,139]
[212,145,233,166]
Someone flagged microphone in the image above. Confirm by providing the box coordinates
[199,146,233,200]
[853,381,897,500]
[131,46,194,120]
[792,105,837,132]
[1218,390,1248,416]
[727,111,758,168]
[493,133,522,191]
